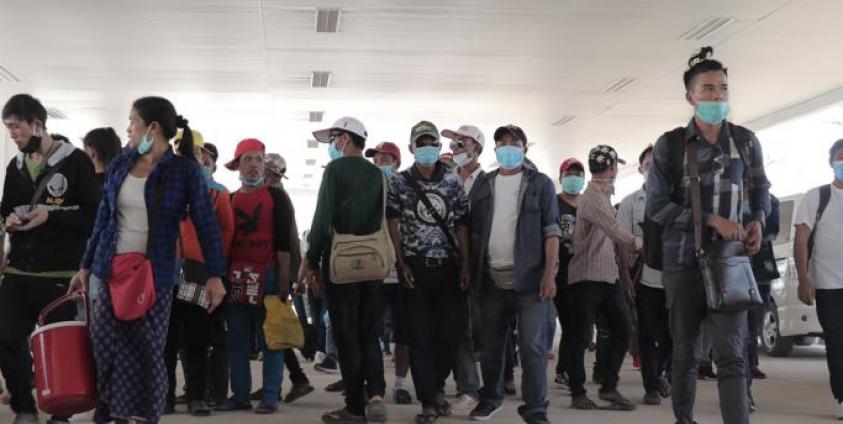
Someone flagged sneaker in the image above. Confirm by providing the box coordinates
[752,368,768,380]
[315,351,327,364]
[316,357,340,374]
[322,408,366,424]
[554,372,569,388]
[643,391,661,405]
[215,397,253,412]
[836,401,843,420]
[251,388,264,401]
[13,414,38,424]
[365,398,387,423]
[470,402,503,421]
[504,380,517,396]
[326,379,345,392]
[188,400,213,417]
[598,390,636,411]
[523,412,550,424]
[452,394,479,411]
[285,383,315,403]
[659,376,672,398]
[394,389,413,405]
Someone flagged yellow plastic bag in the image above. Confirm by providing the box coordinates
[263,296,304,350]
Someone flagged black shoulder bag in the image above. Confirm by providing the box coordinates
[688,141,762,313]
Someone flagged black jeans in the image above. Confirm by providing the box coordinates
[403,258,462,408]
[325,278,386,415]
[816,288,843,402]
[567,281,630,397]
[553,275,570,375]
[636,284,672,393]
[166,297,219,403]
[285,348,309,385]
[207,304,229,402]
[0,274,74,418]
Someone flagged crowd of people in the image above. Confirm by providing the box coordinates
[0,46,840,424]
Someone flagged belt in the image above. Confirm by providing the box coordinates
[405,256,456,268]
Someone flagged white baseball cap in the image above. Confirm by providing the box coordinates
[441,124,485,148]
[313,116,368,143]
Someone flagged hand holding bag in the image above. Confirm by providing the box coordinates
[687,141,762,313]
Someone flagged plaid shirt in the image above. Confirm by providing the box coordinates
[646,119,770,268]
[81,148,226,290]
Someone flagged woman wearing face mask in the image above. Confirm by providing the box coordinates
[83,127,123,186]
[69,96,227,424]
[553,158,585,389]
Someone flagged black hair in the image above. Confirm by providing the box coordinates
[341,130,366,149]
[638,144,654,165]
[2,94,47,124]
[83,127,123,169]
[132,96,194,161]
[830,139,843,164]
[683,46,728,90]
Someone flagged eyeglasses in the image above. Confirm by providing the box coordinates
[449,137,476,150]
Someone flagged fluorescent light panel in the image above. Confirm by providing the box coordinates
[315,9,341,33]
[679,17,733,41]
[311,71,331,88]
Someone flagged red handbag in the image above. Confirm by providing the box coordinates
[108,253,156,321]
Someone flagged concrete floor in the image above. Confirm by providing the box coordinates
[2,346,836,423]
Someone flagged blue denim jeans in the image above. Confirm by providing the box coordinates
[478,282,549,418]
[225,268,285,404]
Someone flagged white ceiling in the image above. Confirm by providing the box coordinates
[1,0,842,193]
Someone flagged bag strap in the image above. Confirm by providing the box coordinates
[27,155,71,214]
[146,162,173,256]
[402,170,460,255]
[808,184,832,259]
[686,141,705,256]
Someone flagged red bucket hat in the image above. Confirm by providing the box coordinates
[225,138,266,171]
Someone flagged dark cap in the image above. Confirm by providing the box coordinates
[831,139,843,164]
[410,121,440,144]
[493,124,528,144]
[588,145,626,173]
[202,142,219,163]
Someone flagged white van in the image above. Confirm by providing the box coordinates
[761,193,824,357]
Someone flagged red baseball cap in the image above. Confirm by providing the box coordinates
[365,141,402,167]
[225,138,266,171]
[559,158,584,174]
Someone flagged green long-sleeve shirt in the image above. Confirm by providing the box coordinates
[306,156,385,265]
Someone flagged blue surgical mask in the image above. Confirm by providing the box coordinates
[561,175,585,194]
[240,174,264,187]
[414,146,441,166]
[379,164,394,180]
[328,141,343,161]
[834,160,843,181]
[202,166,213,180]
[137,129,153,155]
[696,101,731,125]
[496,145,524,170]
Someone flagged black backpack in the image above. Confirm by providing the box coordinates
[808,184,832,260]
[642,123,755,270]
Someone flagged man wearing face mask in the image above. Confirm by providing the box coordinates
[617,145,672,406]
[301,117,390,424]
[386,121,471,423]
[795,139,843,419]
[218,138,295,414]
[646,47,769,424]
[467,125,559,424]
[553,158,585,389]
[441,124,485,410]
[567,145,639,412]
[0,94,100,424]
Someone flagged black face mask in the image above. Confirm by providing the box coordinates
[20,124,43,154]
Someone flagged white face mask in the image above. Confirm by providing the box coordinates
[453,152,472,167]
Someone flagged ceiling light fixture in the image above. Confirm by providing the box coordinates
[601,77,636,93]
[311,71,331,88]
[0,66,20,83]
[315,8,341,33]
[309,111,325,122]
[46,108,67,120]
[552,116,576,127]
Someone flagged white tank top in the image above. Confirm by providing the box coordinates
[115,174,149,254]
